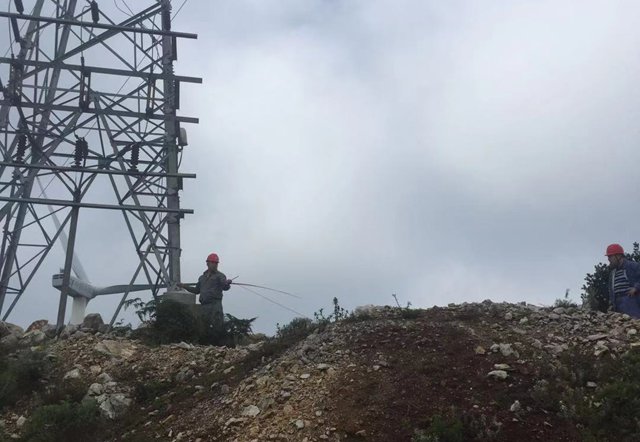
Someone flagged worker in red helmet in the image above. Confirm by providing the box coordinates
[606,244,640,318]
[177,253,232,327]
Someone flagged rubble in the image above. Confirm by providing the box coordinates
[1,302,640,440]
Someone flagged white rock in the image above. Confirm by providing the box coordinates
[225,417,246,427]
[97,373,113,384]
[587,333,609,342]
[487,370,508,380]
[94,340,136,359]
[21,329,47,345]
[87,383,104,396]
[98,393,132,419]
[242,405,261,417]
[15,416,26,428]
[63,368,81,380]
[294,419,305,430]
[510,400,521,413]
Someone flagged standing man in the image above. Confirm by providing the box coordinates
[606,243,640,318]
[178,253,232,327]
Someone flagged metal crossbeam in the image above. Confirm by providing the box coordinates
[0,11,197,39]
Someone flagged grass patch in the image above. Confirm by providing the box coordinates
[21,400,103,442]
[0,350,49,409]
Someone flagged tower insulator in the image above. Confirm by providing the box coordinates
[145,77,156,117]
[129,143,140,171]
[15,134,27,163]
[90,1,100,24]
[162,7,171,31]
[9,61,23,105]
[74,137,88,168]
[79,57,91,110]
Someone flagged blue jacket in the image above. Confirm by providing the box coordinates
[609,259,640,318]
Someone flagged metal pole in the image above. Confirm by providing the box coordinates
[56,193,80,332]
[161,0,181,288]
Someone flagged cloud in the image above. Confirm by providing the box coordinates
[5,0,640,333]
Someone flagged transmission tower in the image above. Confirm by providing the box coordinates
[0,0,200,329]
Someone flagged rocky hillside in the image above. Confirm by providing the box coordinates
[2,301,640,441]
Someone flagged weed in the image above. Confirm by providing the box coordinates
[276,317,317,342]
[581,350,640,440]
[313,297,350,325]
[392,294,422,319]
[21,400,103,442]
[129,298,256,346]
[134,379,176,404]
[42,378,89,405]
[413,414,465,442]
[0,350,48,409]
[554,289,578,309]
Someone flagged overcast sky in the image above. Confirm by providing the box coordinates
[4,0,640,333]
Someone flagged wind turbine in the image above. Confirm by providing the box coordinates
[40,178,162,325]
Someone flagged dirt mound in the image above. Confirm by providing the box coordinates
[3,301,640,441]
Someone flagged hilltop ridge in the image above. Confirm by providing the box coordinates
[2,301,640,441]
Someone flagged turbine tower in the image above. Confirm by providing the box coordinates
[0,0,200,329]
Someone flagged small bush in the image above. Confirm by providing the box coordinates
[42,378,89,405]
[134,379,175,404]
[401,308,422,319]
[583,350,640,439]
[413,414,465,442]
[554,289,578,309]
[0,350,48,409]
[21,400,102,442]
[129,298,256,346]
[276,317,317,342]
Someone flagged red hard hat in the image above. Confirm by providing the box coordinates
[206,253,220,263]
[605,244,624,256]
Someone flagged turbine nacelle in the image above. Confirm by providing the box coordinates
[51,272,164,324]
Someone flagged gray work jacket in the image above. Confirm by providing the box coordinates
[195,270,230,304]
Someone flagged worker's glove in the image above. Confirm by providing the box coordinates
[226,279,233,285]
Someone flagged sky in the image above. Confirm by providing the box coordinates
[4,0,640,333]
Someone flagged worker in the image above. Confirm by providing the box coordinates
[177,253,232,327]
[606,243,640,318]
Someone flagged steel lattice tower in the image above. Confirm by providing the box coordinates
[0,0,200,328]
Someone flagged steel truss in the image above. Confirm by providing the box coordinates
[0,0,200,328]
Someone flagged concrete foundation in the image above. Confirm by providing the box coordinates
[159,290,196,305]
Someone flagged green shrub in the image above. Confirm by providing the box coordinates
[554,289,578,309]
[129,298,256,346]
[42,378,89,405]
[134,379,175,404]
[276,317,317,343]
[313,297,350,324]
[413,414,465,442]
[0,350,48,409]
[21,400,102,442]
[583,350,640,439]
